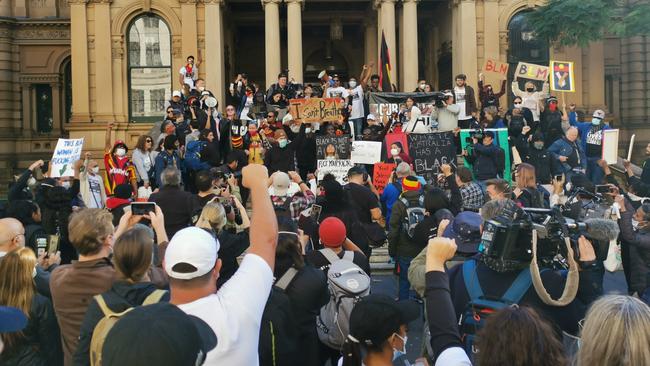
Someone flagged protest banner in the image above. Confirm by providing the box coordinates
[351,141,382,164]
[459,128,512,182]
[315,136,351,159]
[367,92,439,129]
[514,62,550,81]
[602,129,620,165]
[550,60,575,92]
[373,162,396,194]
[288,98,343,123]
[406,132,456,185]
[483,59,509,77]
[384,132,409,159]
[50,138,84,177]
[316,159,354,184]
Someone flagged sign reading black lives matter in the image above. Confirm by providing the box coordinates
[407,132,456,184]
[315,136,351,160]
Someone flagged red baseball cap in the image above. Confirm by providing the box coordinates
[319,217,347,248]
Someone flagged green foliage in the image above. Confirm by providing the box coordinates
[527,0,650,47]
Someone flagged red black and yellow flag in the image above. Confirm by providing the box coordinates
[379,31,392,92]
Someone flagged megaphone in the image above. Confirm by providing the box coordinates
[205,96,217,108]
[318,70,330,83]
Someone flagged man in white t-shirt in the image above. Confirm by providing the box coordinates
[324,75,349,100]
[167,164,278,366]
[452,74,478,129]
[179,55,200,89]
[347,77,365,139]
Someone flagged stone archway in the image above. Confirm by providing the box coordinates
[304,43,350,84]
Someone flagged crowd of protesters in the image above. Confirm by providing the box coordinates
[0,60,649,366]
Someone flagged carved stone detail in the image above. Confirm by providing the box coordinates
[88,36,95,49]
[14,28,70,40]
[112,38,124,59]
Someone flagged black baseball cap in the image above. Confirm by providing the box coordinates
[347,165,367,177]
[102,302,217,366]
[443,211,483,254]
[348,294,419,347]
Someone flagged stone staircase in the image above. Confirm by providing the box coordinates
[369,244,394,274]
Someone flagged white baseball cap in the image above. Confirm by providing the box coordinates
[592,109,606,119]
[366,114,376,121]
[271,172,291,197]
[172,90,182,97]
[164,227,220,280]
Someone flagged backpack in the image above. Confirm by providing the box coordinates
[259,268,300,366]
[184,140,210,171]
[459,260,541,360]
[399,195,426,239]
[90,289,167,366]
[273,196,294,221]
[523,187,546,209]
[316,249,371,350]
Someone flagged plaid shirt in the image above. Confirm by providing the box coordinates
[271,189,316,221]
[460,182,484,211]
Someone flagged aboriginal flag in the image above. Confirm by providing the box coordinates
[379,31,393,92]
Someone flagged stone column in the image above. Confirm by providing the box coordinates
[402,0,419,91]
[205,0,225,106]
[0,0,11,16]
[482,0,499,60]
[376,0,397,88]
[286,0,303,83]
[181,0,198,61]
[263,0,282,88]
[364,19,378,71]
[69,0,91,123]
[14,0,27,17]
[620,35,650,126]
[453,0,477,87]
[585,41,606,111]
[93,0,114,122]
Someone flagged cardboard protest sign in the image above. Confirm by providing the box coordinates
[316,159,354,184]
[288,98,343,123]
[406,132,456,185]
[351,141,382,164]
[483,59,509,77]
[384,132,409,159]
[315,136,351,160]
[602,129,619,165]
[50,138,84,177]
[373,162,396,194]
[514,62,550,81]
[550,60,575,92]
[459,128,512,182]
[367,92,438,128]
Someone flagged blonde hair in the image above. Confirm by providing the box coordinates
[515,163,537,189]
[195,202,227,233]
[577,295,650,366]
[68,208,114,256]
[0,248,37,349]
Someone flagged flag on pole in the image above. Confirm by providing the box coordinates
[379,31,392,92]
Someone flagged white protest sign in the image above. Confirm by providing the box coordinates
[602,129,619,165]
[627,134,635,161]
[351,141,382,164]
[317,159,354,184]
[50,138,84,177]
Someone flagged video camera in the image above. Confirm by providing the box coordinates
[432,92,447,109]
[464,128,485,145]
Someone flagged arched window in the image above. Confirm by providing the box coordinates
[127,14,171,122]
[507,11,549,99]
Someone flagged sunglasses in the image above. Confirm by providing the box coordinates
[267,115,273,118]
[146,139,152,143]
[333,79,340,82]
[167,110,173,113]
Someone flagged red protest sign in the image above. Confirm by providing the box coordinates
[373,162,396,194]
[483,59,509,77]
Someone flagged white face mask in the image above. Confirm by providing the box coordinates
[392,333,407,360]
[61,181,71,189]
[198,86,205,92]
[305,127,312,134]
[91,166,100,174]
[391,148,399,156]
[290,124,301,133]
[514,103,522,109]
[115,148,126,157]
[419,83,426,89]
[349,80,357,88]
[632,219,640,230]
[27,177,37,187]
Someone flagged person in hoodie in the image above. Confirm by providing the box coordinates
[294,123,317,180]
[103,122,137,198]
[539,96,565,147]
[264,124,305,173]
[154,135,183,188]
[478,72,507,110]
[568,106,611,184]
[525,133,555,185]
[73,222,170,366]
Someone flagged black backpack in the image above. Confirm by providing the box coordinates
[258,268,300,366]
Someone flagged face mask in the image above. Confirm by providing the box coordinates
[419,83,426,89]
[349,81,357,88]
[534,142,544,150]
[548,104,558,112]
[27,177,37,187]
[305,127,311,134]
[526,87,535,92]
[278,139,288,148]
[198,86,205,92]
[632,219,640,230]
[249,130,258,137]
[392,333,407,360]
[115,148,126,157]
[290,124,300,133]
[325,155,335,160]
[592,118,601,125]
[514,103,522,109]
[91,166,100,174]
[391,148,399,156]
[61,181,71,189]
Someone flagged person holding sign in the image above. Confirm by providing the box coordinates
[402,97,428,134]
[104,122,137,198]
[386,142,412,165]
[478,73,507,110]
[568,107,611,184]
[511,77,549,123]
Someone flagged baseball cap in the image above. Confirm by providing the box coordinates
[366,113,376,121]
[443,211,482,254]
[172,90,182,98]
[112,140,128,153]
[318,217,347,248]
[272,172,291,197]
[347,165,366,178]
[348,294,419,348]
[172,108,183,116]
[0,306,27,332]
[101,303,217,366]
[592,109,605,119]
[165,227,219,280]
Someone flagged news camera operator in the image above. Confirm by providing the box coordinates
[615,194,650,303]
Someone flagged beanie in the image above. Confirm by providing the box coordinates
[318,217,347,248]
[402,176,421,192]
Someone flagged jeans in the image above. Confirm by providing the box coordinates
[397,256,414,300]
[350,118,364,139]
[586,156,605,184]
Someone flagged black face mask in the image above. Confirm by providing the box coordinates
[526,88,535,92]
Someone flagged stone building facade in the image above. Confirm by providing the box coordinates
[0,0,647,195]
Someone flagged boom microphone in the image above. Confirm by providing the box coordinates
[569,218,620,242]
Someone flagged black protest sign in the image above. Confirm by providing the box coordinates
[315,136,351,160]
[407,132,456,184]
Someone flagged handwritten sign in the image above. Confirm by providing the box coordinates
[288,98,343,123]
[316,159,354,184]
[514,62,550,81]
[407,132,456,185]
[315,136,351,160]
[483,59,509,77]
[384,132,409,159]
[373,162,396,194]
[351,141,382,164]
[550,60,575,92]
[50,138,84,177]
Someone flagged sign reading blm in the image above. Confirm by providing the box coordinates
[407,132,456,184]
[315,136,351,160]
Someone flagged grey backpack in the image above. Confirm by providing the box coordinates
[400,195,426,238]
[316,249,371,350]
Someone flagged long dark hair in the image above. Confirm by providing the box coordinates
[274,218,305,279]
